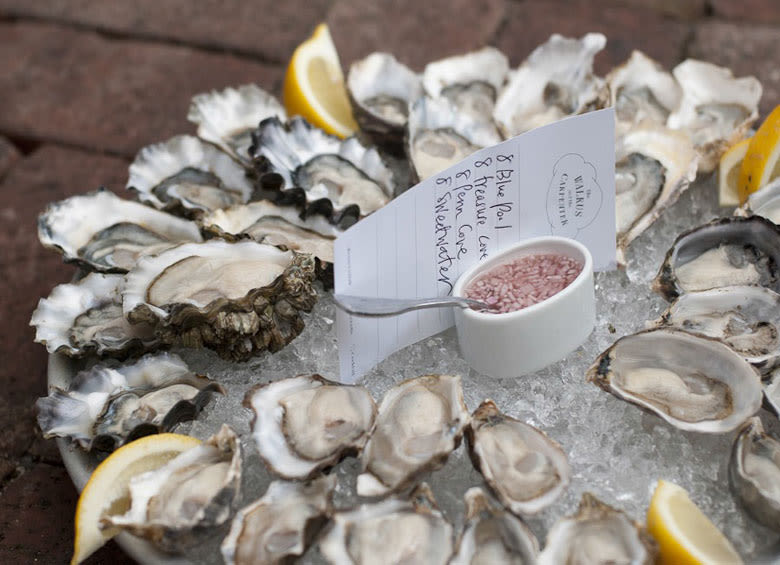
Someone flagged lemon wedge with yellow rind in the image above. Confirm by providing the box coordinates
[71,433,201,565]
[646,480,742,565]
[718,138,750,207]
[283,23,358,138]
[738,104,780,203]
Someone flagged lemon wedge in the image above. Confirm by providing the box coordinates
[719,138,750,207]
[738,104,780,203]
[72,433,201,565]
[646,480,742,565]
[283,23,358,138]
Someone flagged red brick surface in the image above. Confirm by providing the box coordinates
[0,137,20,182]
[711,0,780,24]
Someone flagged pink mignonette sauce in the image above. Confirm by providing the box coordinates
[465,253,583,314]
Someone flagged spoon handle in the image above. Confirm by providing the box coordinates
[334,294,489,317]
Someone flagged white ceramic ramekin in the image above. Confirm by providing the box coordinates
[453,236,595,378]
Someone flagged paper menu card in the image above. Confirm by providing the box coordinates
[334,108,615,383]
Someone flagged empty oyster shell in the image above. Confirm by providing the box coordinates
[356,374,469,497]
[667,60,762,173]
[729,417,780,532]
[649,285,780,375]
[737,178,780,225]
[347,52,422,151]
[127,135,254,216]
[122,240,317,361]
[221,475,335,565]
[450,487,539,565]
[653,216,780,302]
[36,353,223,451]
[537,492,658,564]
[250,117,394,221]
[103,424,241,553]
[38,189,203,273]
[587,328,763,433]
[466,400,570,515]
[616,120,698,265]
[188,84,286,164]
[244,374,376,480]
[319,483,454,565]
[493,33,606,137]
[30,272,158,358]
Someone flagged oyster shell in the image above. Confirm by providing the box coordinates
[244,374,376,480]
[36,353,223,451]
[30,272,158,358]
[122,240,317,361]
[347,52,422,151]
[250,117,395,221]
[493,33,606,137]
[103,424,241,553]
[616,120,698,265]
[221,475,335,565]
[729,417,780,532]
[653,216,780,301]
[667,60,762,173]
[466,400,570,515]
[649,285,780,375]
[450,487,539,565]
[37,189,203,273]
[319,483,454,565]
[188,84,286,164]
[127,135,254,216]
[537,492,658,565]
[587,328,763,433]
[356,374,469,497]
[737,178,780,225]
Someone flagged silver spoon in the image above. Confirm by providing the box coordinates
[334,294,494,317]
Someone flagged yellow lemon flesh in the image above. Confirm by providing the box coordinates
[283,23,358,138]
[719,138,750,207]
[71,433,201,565]
[738,104,780,203]
[646,479,742,565]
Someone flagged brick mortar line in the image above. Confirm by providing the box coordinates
[0,131,134,162]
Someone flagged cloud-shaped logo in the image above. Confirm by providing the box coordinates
[546,153,603,238]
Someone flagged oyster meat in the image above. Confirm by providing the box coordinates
[319,483,454,565]
[30,272,158,358]
[537,492,657,564]
[127,135,254,216]
[103,424,241,553]
[467,400,570,515]
[122,240,317,361]
[356,374,469,497]
[188,84,286,164]
[36,353,223,451]
[450,487,539,565]
[221,475,335,565]
[37,189,203,273]
[587,328,763,433]
[244,374,376,480]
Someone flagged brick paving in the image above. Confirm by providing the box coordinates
[0,1,778,562]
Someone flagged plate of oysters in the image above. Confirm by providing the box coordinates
[32,30,780,564]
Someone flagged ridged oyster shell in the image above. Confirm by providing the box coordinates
[729,417,780,531]
[587,328,763,433]
[36,353,223,451]
[122,240,317,361]
[103,424,241,553]
[466,400,570,515]
[250,117,394,222]
[127,135,254,216]
[37,188,203,273]
[653,216,780,302]
[450,487,539,565]
[221,475,335,565]
[356,374,469,497]
[188,84,286,164]
[537,492,657,564]
[244,374,376,480]
[30,272,158,358]
[319,483,454,565]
